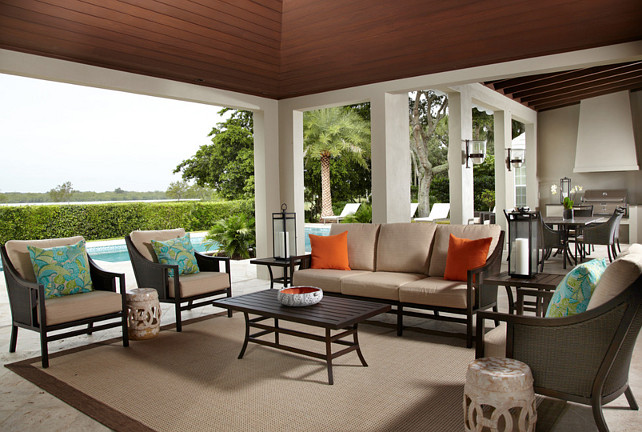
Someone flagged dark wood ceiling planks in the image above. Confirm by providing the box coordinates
[1,0,641,105]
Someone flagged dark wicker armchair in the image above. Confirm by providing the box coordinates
[1,237,128,368]
[476,251,642,432]
[125,229,232,332]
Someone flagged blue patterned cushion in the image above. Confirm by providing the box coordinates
[28,240,94,299]
[151,234,200,277]
[545,258,608,317]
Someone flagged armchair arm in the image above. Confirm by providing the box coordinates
[293,254,312,270]
[194,252,231,274]
[1,246,44,328]
[125,235,176,300]
[88,256,125,295]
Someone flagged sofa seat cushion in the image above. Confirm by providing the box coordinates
[44,290,122,326]
[399,277,470,309]
[429,224,501,277]
[168,271,230,298]
[5,236,85,282]
[376,223,437,274]
[329,223,380,271]
[341,272,426,301]
[292,269,371,293]
[483,323,507,358]
[129,228,186,262]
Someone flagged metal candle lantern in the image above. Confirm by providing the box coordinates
[560,177,571,204]
[272,203,297,259]
[505,209,539,278]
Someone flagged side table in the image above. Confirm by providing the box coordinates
[126,288,161,340]
[484,273,564,316]
[250,256,305,288]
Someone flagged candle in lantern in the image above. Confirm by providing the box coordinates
[514,238,529,275]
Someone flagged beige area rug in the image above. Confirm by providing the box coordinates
[7,313,566,432]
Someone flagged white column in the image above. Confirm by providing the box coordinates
[524,122,538,209]
[447,88,474,225]
[253,105,281,277]
[494,110,513,234]
[370,92,411,223]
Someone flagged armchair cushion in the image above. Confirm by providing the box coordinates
[167,271,230,298]
[42,290,123,326]
[443,234,492,282]
[27,240,94,298]
[129,228,186,262]
[588,249,642,309]
[545,258,607,317]
[151,234,200,277]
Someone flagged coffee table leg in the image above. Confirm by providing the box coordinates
[353,324,368,367]
[325,328,334,385]
[238,312,250,359]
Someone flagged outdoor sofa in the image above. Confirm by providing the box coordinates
[292,222,504,347]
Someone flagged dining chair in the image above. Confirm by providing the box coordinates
[576,208,625,262]
[538,213,564,272]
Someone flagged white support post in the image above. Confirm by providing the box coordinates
[447,88,474,225]
[494,109,513,234]
[525,123,538,210]
[370,92,411,223]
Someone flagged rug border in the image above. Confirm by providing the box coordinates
[5,312,225,432]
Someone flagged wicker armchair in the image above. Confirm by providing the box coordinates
[1,237,128,368]
[577,207,625,262]
[476,249,642,432]
[125,229,232,332]
[538,213,564,272]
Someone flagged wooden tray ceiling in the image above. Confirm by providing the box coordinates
[1,0,641,105]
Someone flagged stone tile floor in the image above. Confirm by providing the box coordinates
[0,245,640,431]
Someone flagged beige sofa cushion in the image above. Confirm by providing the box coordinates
[44,290,122,326]
[341,272,426,301]
[428,224,501,277]
[376,223,437,274]
[399,277,470,309]
[130,228,186,262]
[292,269,371,293]
[167,271,230,298]
[4,236,86,282]
[329,223,380,271]
[587,249,642,310]
[483,323,507,358]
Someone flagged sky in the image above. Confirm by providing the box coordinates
[0,73,227,193]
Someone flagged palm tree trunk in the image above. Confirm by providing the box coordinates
[320,153,333,218]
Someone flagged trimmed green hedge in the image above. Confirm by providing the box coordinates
[0,200,254,245]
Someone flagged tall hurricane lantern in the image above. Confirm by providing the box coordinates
[560,177,571,205]
[272,203,297,259]
[505,209,539,278]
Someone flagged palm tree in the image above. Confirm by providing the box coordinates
[303,107,371,218]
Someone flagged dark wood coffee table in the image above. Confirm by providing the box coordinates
[212,290,390,385]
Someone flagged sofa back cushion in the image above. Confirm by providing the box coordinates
[428,224,502,277]
[376,223,437,274]
[587,245,642,310]
[129,228,186,262]
[329,224,380,271]
[4,236,86,282]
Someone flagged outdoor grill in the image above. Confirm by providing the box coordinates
[581,189,628,217]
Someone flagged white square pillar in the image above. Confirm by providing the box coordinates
[447,89,474,225]
[494,109,513,234]
[370,92,411,223]
[525,123,538,210]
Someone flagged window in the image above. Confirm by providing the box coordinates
[514,165,527,207]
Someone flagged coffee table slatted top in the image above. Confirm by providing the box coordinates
[213,290,390,329]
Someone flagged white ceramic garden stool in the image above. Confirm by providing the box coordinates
[126,288,161,340]
[464,357,537,432]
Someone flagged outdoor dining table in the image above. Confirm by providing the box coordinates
[543,216,607,269]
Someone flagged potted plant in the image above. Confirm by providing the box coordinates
[204,214,256,260]
[562,197,574,220]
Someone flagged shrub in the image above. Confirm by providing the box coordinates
[0,200,254,245]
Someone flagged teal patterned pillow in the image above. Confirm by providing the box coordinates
[545,258,608,317]
[28,240,94,299]
[151,234,200,277]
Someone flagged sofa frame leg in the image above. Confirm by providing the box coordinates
[397,306,403,336]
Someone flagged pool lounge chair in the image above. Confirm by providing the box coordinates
[414,203,450,222]
[321,203,361,223]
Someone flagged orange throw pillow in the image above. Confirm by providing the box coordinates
[443,234,493,281]
[310,231,351,270]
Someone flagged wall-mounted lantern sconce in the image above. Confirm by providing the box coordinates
[463,139,487,168]
[505,148,525,171]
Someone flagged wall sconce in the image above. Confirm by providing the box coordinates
[560,177,571,204]
[505,148,525,171]
[463,139,487,168]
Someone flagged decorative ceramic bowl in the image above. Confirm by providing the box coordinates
[278,286,323,307]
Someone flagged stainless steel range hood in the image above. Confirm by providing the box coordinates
[574,91,639,173]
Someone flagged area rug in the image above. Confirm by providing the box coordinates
[7,313,566,432]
